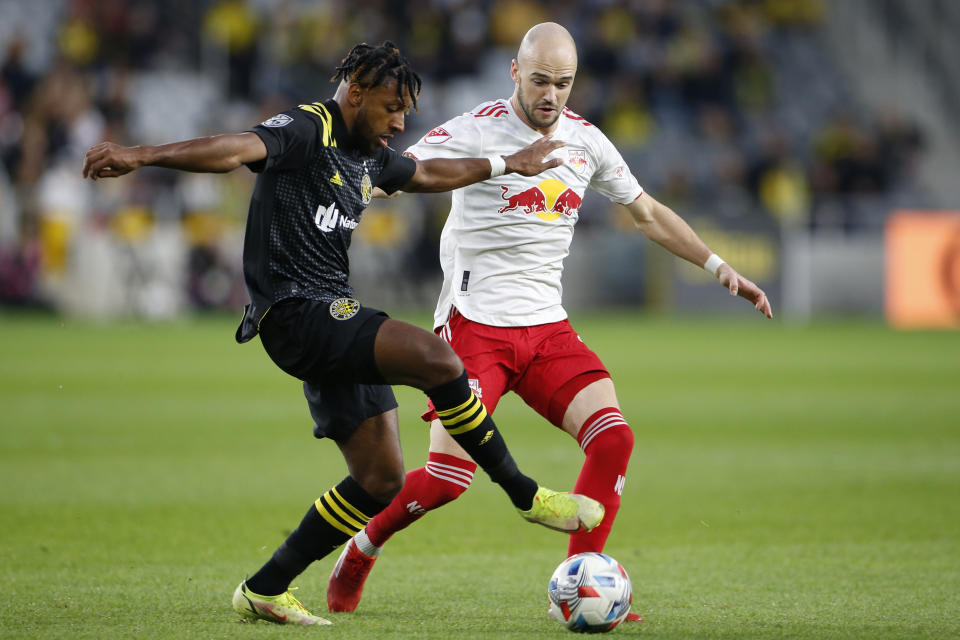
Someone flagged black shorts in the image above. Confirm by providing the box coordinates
[303,379,397,442]
[258,297,398,441]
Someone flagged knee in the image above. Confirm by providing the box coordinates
[585,419,634,460]
[614,423,634,454]
[358,468,405,504]
[418,339,464,389]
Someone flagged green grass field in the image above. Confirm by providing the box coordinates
[1,311,958,639]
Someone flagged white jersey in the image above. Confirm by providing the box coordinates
[406,99,643,329]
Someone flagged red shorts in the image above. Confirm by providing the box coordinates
[424,308,609,427]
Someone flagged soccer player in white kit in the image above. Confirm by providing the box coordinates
[328,23,773,619]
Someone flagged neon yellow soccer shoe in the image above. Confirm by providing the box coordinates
[232,581,332,626]
[518,487,604,533]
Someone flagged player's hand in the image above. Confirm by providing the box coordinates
[717,263,773,318]
[82,142,143,180]
[504,134,566,176]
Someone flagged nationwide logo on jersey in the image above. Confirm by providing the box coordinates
[424,127,452,144]
[329,298,360,320]
[315,202,358,233]
[498,179,582,221]
[568,149,587,173]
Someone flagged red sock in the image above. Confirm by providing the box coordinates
[365,452,477,548]
[568,408,634,556]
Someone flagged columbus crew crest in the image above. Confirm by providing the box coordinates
[329,298,361,320]
[360,174,373,204]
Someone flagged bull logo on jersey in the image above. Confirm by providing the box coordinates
[567,149,587,173]
[498,179,582,221]
[469,378,482,398]
[360,174,373,205]
[329,298,360,320]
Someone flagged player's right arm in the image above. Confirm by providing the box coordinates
[401,135,564,193]
[384,107,565,195]
[82,133,268,180]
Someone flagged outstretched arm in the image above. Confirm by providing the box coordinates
[82,132,268,180]
[401,135,565,193]
[625,193,773,318]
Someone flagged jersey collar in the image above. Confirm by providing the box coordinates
[321,98,357,151]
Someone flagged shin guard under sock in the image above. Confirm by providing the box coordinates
[246,476,387,595]
[366,452,477,547]
[426,372,536,509]
[568,408,634,556]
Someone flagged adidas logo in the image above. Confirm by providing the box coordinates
[478,430,494,445]
[329,171,343,186]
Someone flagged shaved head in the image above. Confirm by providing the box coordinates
[510,23,578,133]
[517,22,578,70]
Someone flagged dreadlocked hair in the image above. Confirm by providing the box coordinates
[332,41,422,110]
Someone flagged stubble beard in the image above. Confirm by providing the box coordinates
[518,84,561,130]
[353,107,382,154]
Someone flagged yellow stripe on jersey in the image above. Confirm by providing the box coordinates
[297,102,337,147]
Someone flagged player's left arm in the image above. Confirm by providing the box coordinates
[625,193,773,318]
[401,135,564,193]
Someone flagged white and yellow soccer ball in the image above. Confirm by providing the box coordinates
[547,552,633,633]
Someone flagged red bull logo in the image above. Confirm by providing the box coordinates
[498,179,582,221]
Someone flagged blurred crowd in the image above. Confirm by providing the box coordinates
[0,0,929,314]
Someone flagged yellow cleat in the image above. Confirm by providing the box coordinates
[518,487,604,533]
[232,581,332,626]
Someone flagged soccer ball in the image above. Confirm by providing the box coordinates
[547,552,632,633]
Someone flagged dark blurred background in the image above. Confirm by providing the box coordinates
[0,0,956,322]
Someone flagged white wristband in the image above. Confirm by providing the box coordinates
[487,154,506,178]
[703,253,726,276]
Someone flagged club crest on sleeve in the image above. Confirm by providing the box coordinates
[424,127,452,144]
[329,298,361,320]
[261,114,293,128]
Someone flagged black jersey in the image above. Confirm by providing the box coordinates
[235,99,416,343]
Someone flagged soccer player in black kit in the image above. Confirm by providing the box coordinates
[83,42,603,625]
